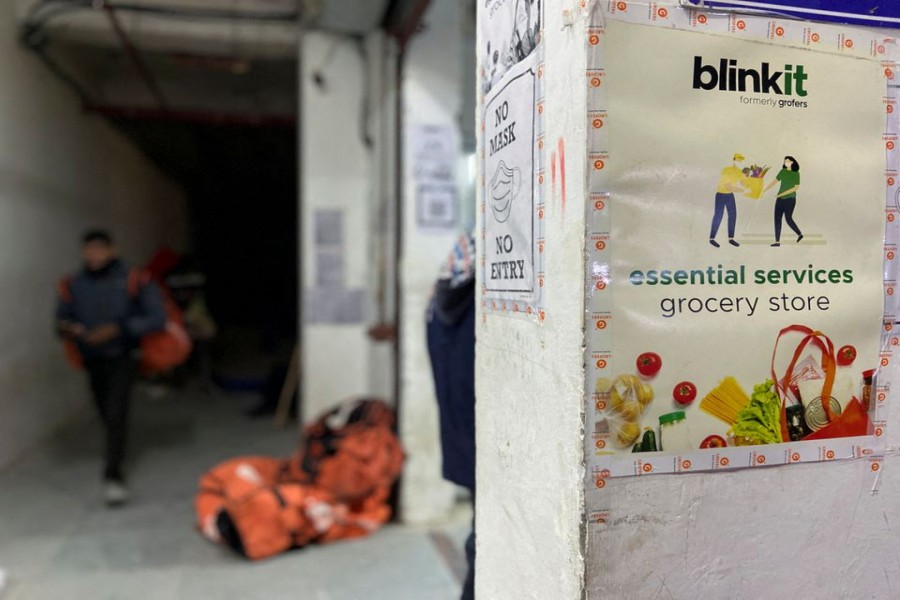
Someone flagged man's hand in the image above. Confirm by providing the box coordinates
[58,321,86,340]
[83,323,122,346]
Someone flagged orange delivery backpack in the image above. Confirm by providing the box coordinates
[194,399,404,560]
[216,483,393,560]
[57,268,192,375]
[295,398,404,502]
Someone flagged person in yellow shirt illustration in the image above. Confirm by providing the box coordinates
[709,153,747,248]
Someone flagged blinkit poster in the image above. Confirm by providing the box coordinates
[587,20,889,477]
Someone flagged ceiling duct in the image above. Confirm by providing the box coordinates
[19,0,302,60]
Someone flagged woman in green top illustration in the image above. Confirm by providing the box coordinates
[764,156,803,247]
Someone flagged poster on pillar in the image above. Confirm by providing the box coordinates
[482,49,542,315]
[480,0,542,94]
[587,20,890,478]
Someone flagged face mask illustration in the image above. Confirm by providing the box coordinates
[490,160,522,223]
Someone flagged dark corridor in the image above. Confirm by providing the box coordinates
[116,120,299,368]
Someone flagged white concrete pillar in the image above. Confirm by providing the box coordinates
[475,1,588,598]
[299,31,394,421]
[476,2,900,599]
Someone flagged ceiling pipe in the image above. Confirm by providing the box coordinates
[84,104,297,128]
[21,12,296,130]
[96,1,300,22]
[385,0,432,49]
[21,16,97,107]
[101,0,169,110]
[26,0,300,28]
[22,1,302,61]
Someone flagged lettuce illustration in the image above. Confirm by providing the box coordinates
[728,379,783,445]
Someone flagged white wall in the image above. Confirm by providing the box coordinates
[586,440,900,599]
[397,0,467,524]
[474,4,588,599]
[300,10,469,524]
[299,31,395,421]
[0,0,188,469]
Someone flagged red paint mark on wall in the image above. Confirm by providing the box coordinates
[558,138,567,216]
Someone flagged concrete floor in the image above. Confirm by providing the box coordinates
[0,384,469,600]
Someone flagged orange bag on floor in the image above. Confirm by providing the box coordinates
[298,399,404,502]
[219,483,395,560]
[195,399,404,561]
[195,457,287,542]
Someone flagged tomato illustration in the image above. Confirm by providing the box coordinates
[700,435,727,449]
[636,352,662,378]
[837,345,857,366]
[673,381,697,405]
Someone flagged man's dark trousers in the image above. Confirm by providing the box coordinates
[84,356,138,481]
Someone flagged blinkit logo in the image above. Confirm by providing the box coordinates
[692,56,809,109]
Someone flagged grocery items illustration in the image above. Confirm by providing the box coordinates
[595,374,654,448]
[593,324,875,459]
[741,163,770,199]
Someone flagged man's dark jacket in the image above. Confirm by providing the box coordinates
[56,259,167,359]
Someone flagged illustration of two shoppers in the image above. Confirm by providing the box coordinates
[709,154,803,247]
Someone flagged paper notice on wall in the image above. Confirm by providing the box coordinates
[314,209,343,245]
[305,208,366,325]
[483,50,539,303]
[410,124,459,231]
[416,183,458,229]
[480,0,542,94]
[587,21,887,477]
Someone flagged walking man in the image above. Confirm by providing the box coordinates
[56,230,166,505]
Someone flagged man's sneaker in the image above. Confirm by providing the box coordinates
[103,480,130,507]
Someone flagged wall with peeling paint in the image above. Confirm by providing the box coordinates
[475,4,589,599]
[585,437,900,599]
